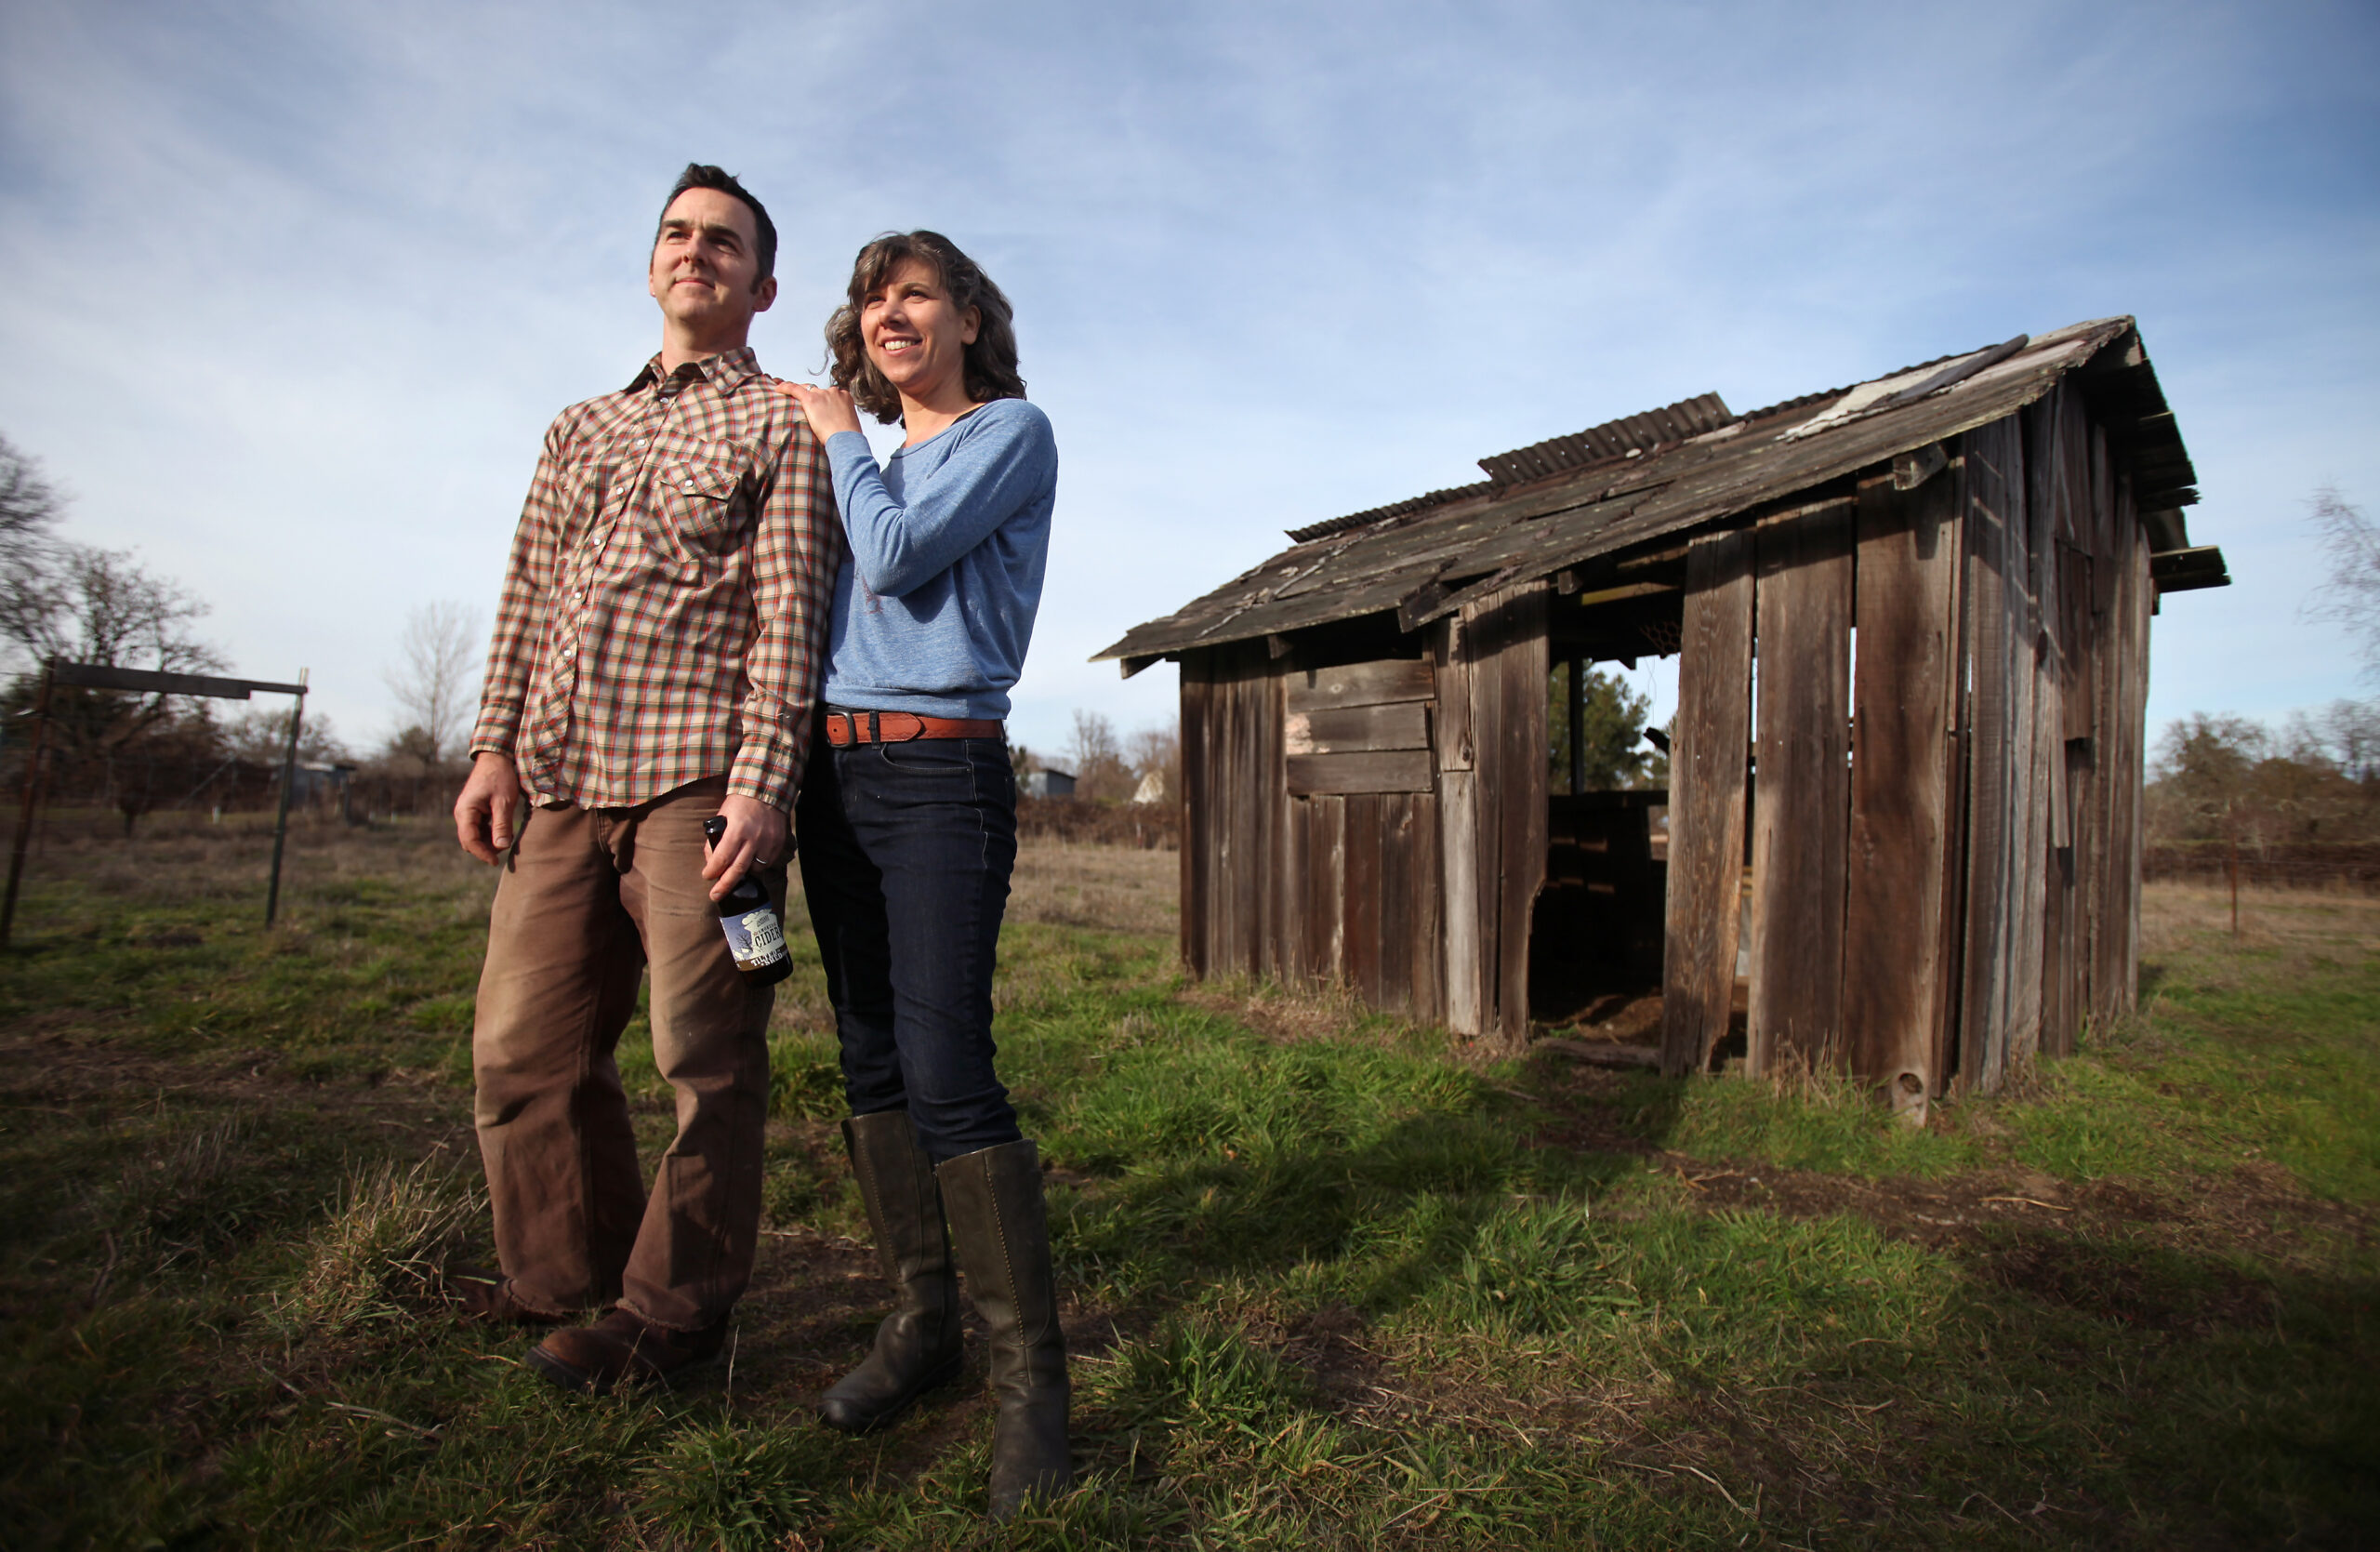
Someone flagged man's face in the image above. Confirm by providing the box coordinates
[648,187,776,338]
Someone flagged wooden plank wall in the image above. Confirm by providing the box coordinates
[1179,639,1289,983]
[1748,497,1854,1074]
[1659,395,2155,1099]
[1434,584,1549,1048]
[1181,646,1448,1015]
[1178,397,2160,1096]
[1661,530,1755,1076]
[1942,388,2152,1093]
[1843,466,1962,1115]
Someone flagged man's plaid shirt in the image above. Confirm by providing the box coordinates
[469,346,842,813]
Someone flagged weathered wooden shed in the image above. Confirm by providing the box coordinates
[1096,318,2228,1104]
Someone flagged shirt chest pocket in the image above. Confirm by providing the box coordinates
[656,451,753,552]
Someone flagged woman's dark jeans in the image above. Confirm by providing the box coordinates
[795,733,1023,1162]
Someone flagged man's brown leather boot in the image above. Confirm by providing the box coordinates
[441,1269,571,1327]
[526,1307,728,1395]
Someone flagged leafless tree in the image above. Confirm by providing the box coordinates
[385,601,483,766]
[0,544,226,832]
[2305,485,2380,685]
[0,432,62,547]
[1126,721,1180,803]
[1067,708,1131,802]
[0,540,221,701]
[227,705,349,767]
[0,433,66,670]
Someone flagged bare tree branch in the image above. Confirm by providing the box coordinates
[0,433,67,673]
[2303,485,2380,685]
[384,601,483,765]
[1066,708,1130,802]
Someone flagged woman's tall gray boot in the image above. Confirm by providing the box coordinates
[938,1139,1073,1520]
[817,1110,963,1433]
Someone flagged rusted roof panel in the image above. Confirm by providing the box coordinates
[1473,392,1735,485]
[1284,481,1496,546]
[1095,318,2195,663]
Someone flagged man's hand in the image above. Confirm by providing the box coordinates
[774,378,864,442]
[703,793,788,901]
[455,751,525,864]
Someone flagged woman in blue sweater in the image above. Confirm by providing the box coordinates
[775,232,1065,1521]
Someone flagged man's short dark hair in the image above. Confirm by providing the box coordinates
[657,164,777,285]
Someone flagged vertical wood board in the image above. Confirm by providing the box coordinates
[1662,529,1755,1076]
[1959,420,2019,1092]
[1749,499,1855,1075]
[1844,471,1961,1105]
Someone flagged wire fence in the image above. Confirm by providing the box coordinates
[2142,842,2380,895]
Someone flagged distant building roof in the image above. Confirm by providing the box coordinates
[1097,317,2206,665]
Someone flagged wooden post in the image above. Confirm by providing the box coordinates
[1844,471,1962,1116]
[1661,529,1755,1077]
[2227,808,2240,938]
[1,661,56,948]
[264,670,308,927]
[1748,498,1855,1076]
[1567,656,1585,795]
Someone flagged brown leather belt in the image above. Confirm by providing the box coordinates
[824,709,1005,747]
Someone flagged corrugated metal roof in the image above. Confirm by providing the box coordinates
[1282,393,1736,545]
[1284,481,1497,546]
[1095,317,2202,665]
[1474,392,1736,485]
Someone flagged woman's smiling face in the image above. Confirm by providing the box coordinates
[861,259,980,410]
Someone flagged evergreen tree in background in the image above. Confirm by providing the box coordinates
[1547,663,1661,791]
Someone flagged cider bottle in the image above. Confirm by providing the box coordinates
[702,816,792,986]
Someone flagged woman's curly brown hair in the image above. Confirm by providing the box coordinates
[824,231,1025,425]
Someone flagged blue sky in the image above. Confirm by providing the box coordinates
[1,0,2373,762]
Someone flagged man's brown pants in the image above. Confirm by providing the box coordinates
[472,776,778,1332]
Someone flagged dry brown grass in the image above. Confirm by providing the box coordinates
[1005,841,1178,935]
[271,1152,485,1338]
[2140,879,2380,955]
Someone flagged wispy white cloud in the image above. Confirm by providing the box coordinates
[0,0,2373,754]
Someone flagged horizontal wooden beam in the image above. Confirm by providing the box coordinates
[1285,700,1429,756]
[47,661,306,699]
[1890,442,1948,491]
[1287,749,1435,795]
[1572,580,1677,609]
[1285,657,1435,713]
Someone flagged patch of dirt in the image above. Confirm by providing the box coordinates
[1659,1155,2375,1271]
[1244,1300,1391,1413]
[0,1025,465,1132]
[1537,991,1665,1044]
[1514,1052,2375,1286]
[1975,1234,2277,1334]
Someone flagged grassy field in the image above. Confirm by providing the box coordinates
[0,811,2373,1550]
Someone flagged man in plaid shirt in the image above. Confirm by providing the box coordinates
[451,165,840,1393]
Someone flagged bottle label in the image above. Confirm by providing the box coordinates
[721,905,788,969]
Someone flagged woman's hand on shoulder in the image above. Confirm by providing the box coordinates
[773,378,864,442]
